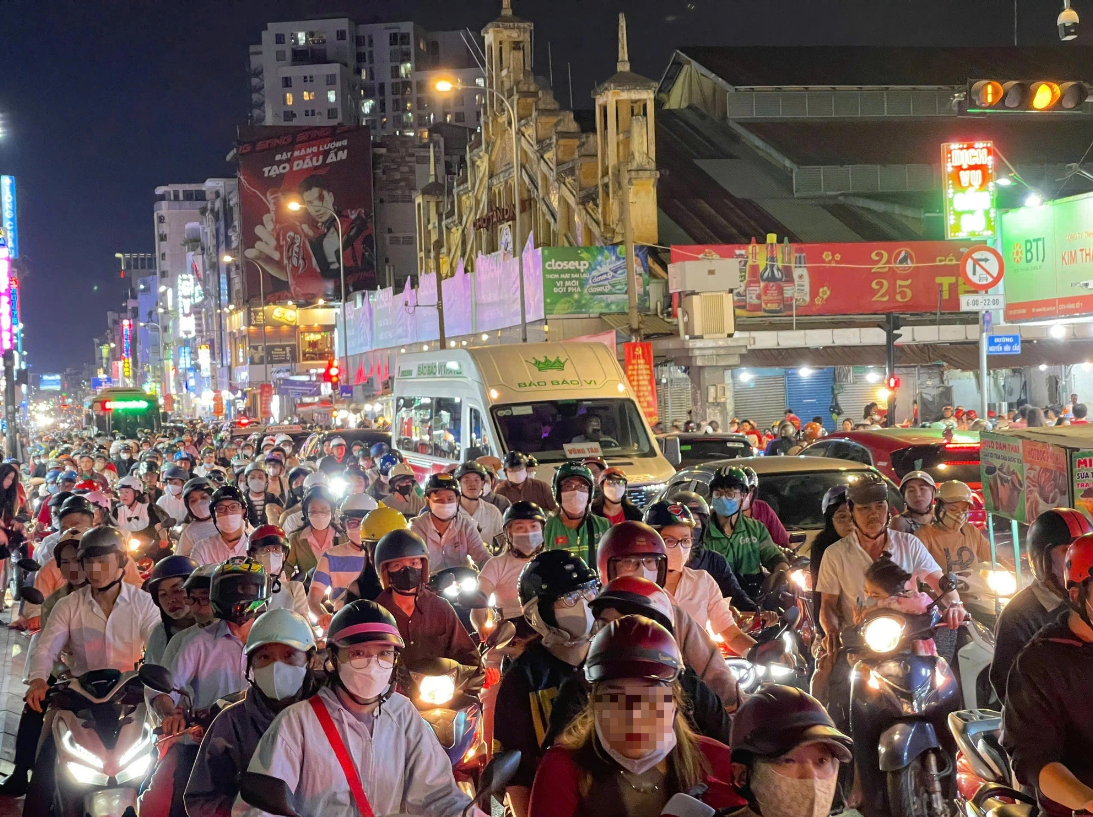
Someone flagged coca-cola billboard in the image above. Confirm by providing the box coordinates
[237,125,376,303]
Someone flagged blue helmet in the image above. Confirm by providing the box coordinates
[60,470,78,482]
[45,468,62,483]
[369,442,390,459]
[377,453,399,476]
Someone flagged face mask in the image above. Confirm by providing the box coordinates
[594,702,677,775]
[193,500,212,520]
[217,512,244,534]
[166,484,182,496]
[389,566,422,593]
[248,478,266,493]
[511,530,544,556]
[269,465,283,476]
[561,490,590,518]
[258,551,284,576]
[749,760,839,817]
[942,510,969,530]
[603,484,626,503]
[554,601,594,640]
[252,661,307,701]
[712,496,740,517]
[242,449,254,458]
[394,483,412,496]
[339,659,394,701]
[508,469,528,484]
[120,453,131,460]
[309,512,332,531]
[47,484,59,495]
[431,501,458,521]
[666,546,688,572]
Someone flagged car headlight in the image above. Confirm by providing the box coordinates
[985,569,1017,598]
[115,751,154,784]
[418,674,456,706]
[66,761,110,786]
[862,616,904,653]
[459,577,478,594]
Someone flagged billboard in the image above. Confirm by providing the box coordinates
[541,245,650,316]
[942,141,996,241]
[39,374,62,391]
[1,176,16,259]
[237,125,376,304]
[1000,191,1093,322]
[670,240,977,317]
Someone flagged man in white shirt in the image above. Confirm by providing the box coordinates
[177,478,217,557]
[410,473,491,571]
[190,486,250,565]
[456,462,504,550]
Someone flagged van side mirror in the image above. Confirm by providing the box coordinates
[661,436,681,468]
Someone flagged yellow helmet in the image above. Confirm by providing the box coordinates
[361,506,410,542]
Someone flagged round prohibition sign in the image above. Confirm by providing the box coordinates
[960,245,1005,292]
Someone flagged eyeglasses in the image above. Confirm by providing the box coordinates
[557,585,598,608]
[662,537,693,549]
[713,489,745,500]
[347,649,397,669]
[215,502,245,514]
[344,518,363,529]
[615,556,663,573]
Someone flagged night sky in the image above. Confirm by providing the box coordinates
[0,0,1087,373]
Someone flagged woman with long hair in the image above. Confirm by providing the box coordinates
[530,615,744,817]
[0,462,23,523]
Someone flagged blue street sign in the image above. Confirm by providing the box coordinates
[987,334,1021,355]
[91,376,114,391]
[279,379,320,398]
[339,384,354,398]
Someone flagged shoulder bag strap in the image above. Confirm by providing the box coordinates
[308,695,376,817]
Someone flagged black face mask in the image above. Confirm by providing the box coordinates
[394,483,413,496]
[389,567,422,593]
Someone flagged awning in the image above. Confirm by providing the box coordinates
[600,313,679,338]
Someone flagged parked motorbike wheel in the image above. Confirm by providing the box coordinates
[886,750,950,817]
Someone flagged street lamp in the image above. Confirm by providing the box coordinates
[436,78,528,343]
[223,253,270,407]
[283,197,349,397]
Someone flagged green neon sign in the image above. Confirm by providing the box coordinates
[104,399,150,411]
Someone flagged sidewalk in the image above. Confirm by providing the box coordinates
[0,600,29,817]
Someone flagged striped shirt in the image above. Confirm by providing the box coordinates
[309,542,370,606]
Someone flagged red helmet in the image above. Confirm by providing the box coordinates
[596,520,667,585]
[591,576,675,632]
[731,685,852,762]
[584,615,682,684]
[1065,533,1093,588]
[248,524,289,555]
[73,479,100,494]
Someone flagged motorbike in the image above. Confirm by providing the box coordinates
[43,664,166,817]
[845,573,963,817]
[429,564,488,637]
[948,709,1015,812]
[238,745,521,817]
[725,606,807,693]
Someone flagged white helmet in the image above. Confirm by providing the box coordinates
[303,471,328,490]
[899,470,936,492]
[936,480,973,505]
[245,608,316,656]
[329,436,347,448]
[117,475,143,492]
[275,434,292,445]
[340,492,379,517]
[389,462,416,481]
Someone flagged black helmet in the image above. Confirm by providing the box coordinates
[210,558,270,625]
[144,555,198,598]
[164,465,189,481]
[183,563,218,592]
[846,472,888,506]
[76,526,125,561]
[454,461,489,481]
[209,485,246,514]
[287,465,311,485]
[328,600,405,649]
[669,491,709,522]
[504,451,528,469]
[58,495,95,520]
[301,486,336,523]
[182,477,212,506]
[48,490,75,510]
[373,529,430,580]
[423,472,461,498]
[709,466,749,494]
[518,550,598,627]
[503,500,547,527]
[730,684,852,763]
[642,500,696,530]
[1028,508,1093,588]
[138,460,159,476]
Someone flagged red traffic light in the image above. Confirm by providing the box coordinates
[886,375,901,390]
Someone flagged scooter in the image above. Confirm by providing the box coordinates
[949,709,1014,810]
[44,664,166,817]
[726,607,807,693]
[844,574,963,817]
[430,564,488,636]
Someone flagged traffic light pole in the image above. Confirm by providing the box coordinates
[885,314,901,428]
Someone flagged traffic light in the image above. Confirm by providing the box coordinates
[324,359,340,388]
[886,375,900,390]
[965,79,1088,114]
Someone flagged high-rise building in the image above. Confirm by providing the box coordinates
[249,18,481,139]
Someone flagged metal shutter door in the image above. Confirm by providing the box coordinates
[732,373,787,430]
[785,368,837,430]
[656,363,693,428]
[833,380,882,425]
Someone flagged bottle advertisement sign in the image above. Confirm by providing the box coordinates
[670,240,977,317]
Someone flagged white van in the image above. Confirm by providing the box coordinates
[392,341,675,506]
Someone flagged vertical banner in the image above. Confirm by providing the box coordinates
[1073,451,1093,520]
[522,232,545,322]
[443,259,473,337]
[980,432,1026,522]
[212,391,225,418]
[259,383,274,420]
[623,341,658,425]
[416,272,440,343]
[1,176,17,259]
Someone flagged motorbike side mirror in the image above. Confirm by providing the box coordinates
[16,587,44,605]
[484,620,516,651]
[239,772,301,817]
[781,606,800,628]
[138,664,176,694]
[475,750,521,808]
[661,792,717,816]
[17,558,40,573]
[788,532,808,549]
[938,573,959,594]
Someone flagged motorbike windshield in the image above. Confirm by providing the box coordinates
[491,398,655,463]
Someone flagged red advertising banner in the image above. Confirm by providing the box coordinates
[237,125,376,304]
[670,240,980,317]
[259,383,273,421]
[624,342,659,425]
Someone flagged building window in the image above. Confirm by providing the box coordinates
[295,31,306,45]
[303,90,315,101]
[454,112,465,123]
[390,48,400,63]
[328,108,338,119]
[399,62,412,78]
[284,111,296,121]
[368,35,373,47]
[401,47,412,62]
[362,99,375,115]
[399,32,410,45]
[336,29,346,40]
[389,32,399,46]
[368,50,373,63]
[326,73,336,85]
[363,83,376,96]
[276,50,286,61]
[378,82,385,96]
[284,92,293,105]
[390,65,399,79]
[328,89,337,103]
[475,77,485,87]
[356,34,366,46]
[275,33,285,44]
[357,51,367,64]
[161,252,167,261]
[282,76,292,88]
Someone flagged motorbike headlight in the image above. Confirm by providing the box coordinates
[789,569,812,591]
[442,583,459,599]
[862,616,904,653]
[767,663,794,680]
[118,728,152,768]
[66,761,109,786]
[115,751,154,784]
[985,569,1017,598]
[60,724,104,769]
[329,477,348,498]
[460,577,478,594]
[128,538,142,553]
[418,674,456,706]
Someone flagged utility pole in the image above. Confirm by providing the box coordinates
[4,350,18,460]
[885,313,902,427]
[620,161,641,341]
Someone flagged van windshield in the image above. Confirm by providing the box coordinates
[492,398,655,462]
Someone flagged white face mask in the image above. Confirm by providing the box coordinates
[666,546,688,572]
[248,477,266,493]
[193,500,212,520]
[339,659,394,701]
[217,512,244,534]
[166,484,182,496]
[749,760,839,817]
[431,501,459,521]
[252,661,307,701]
[511,530,544,556]
[309,512,332,531]
[507,469,528,484]
[554,600,594,640]
[603,484,626,503]
[561,490,590,517]
[258,551,284,576]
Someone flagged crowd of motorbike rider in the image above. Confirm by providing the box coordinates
[0,421,1085,817]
